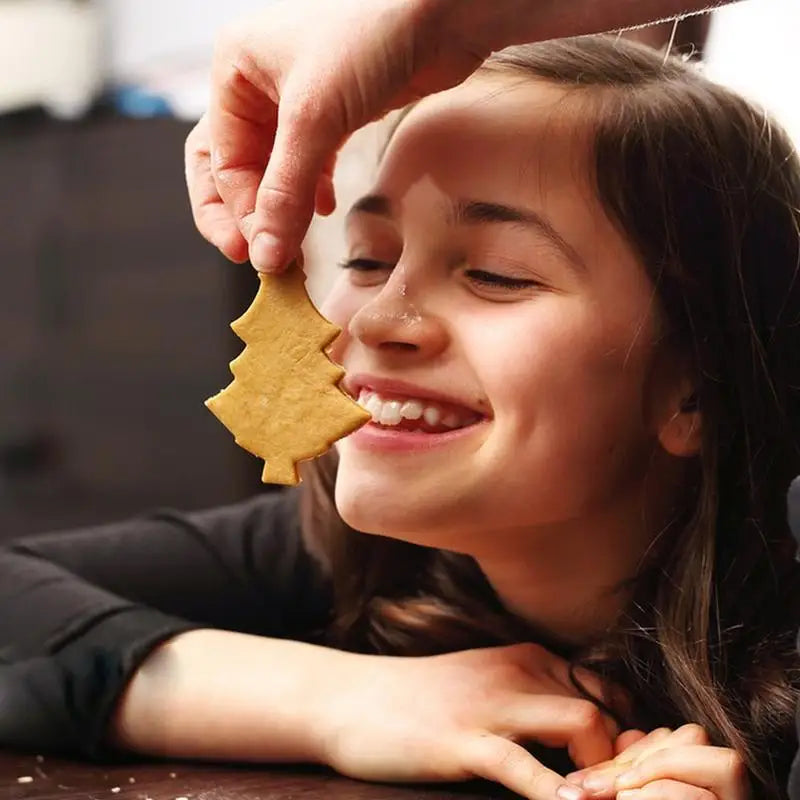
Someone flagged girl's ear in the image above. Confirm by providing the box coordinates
[657,384,702,457]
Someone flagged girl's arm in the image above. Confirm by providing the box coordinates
[0,489,329,757]
[109,629,350,763]
[111,635,624,800]
[1,491,626,800]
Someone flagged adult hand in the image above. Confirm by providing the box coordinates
[316,642,626,800]
[565,724,750,800]
[187,0,728,273]
[186,0,493,273]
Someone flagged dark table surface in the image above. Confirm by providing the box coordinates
[0,750,508,800]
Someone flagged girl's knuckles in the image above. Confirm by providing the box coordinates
[488,642,549,673]
[568,700,606,733]
[674,724,709,745]
[641,781,715,800]
[511,641,550,663]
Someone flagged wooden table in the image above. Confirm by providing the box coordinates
[0,750,509,800]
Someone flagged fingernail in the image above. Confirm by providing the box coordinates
[556,784,585,800]
[581,774,614,794]
[615,771,639,790]
[250,232,284,273]
[565,771,584,784]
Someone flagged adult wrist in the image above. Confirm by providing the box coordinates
[422,0,553,58]
[418,0,722,58]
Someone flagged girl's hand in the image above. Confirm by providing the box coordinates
[565,724,750,800]
[315,642,625,800]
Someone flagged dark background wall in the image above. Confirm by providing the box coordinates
[0,110,263,538]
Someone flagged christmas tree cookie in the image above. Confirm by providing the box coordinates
[206,264,369,485]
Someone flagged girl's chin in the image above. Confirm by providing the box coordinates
[333,447,497,535]
[333,493,406,536]
[333,476,466,548]
[335,478,419,533]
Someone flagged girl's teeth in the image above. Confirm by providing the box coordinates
[364,394,382,419]
[400,400,424,420]
[379,400,403,426]
[422,406,441,426]
[356,388,478,430]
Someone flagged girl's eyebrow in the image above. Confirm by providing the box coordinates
[347,193,586,274]
[454,200,586,274]
[348,193,392,217]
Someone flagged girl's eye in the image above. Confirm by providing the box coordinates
[338,258,393,271]
[338,257,393,287]
[465,269,542,291]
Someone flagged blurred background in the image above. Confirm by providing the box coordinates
[0,0,797,537]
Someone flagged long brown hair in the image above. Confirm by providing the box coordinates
[300,36,800,797]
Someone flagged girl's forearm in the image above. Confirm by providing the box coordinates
[107,629,347,763]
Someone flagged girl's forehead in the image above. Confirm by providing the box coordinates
[356,76,645,301]
[376,76,597,202]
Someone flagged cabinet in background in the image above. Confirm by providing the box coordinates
[0,111,263,537]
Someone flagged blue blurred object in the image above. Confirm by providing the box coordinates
[111,85,173,118]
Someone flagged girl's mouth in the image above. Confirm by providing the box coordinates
[357,388,484,433]
[348,389,488,453]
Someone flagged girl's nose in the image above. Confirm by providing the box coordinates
[348,276,448,359]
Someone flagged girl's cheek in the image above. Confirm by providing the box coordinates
[320,283,363,363]
[320,281,354,329]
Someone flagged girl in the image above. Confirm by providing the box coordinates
[1,36,799,800]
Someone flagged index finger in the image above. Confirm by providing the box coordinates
[497,695,617,770]
[247,87,345,272]
[464,734,586,800]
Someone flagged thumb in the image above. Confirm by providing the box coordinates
[248,99,343,273]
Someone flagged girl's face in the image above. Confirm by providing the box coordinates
[324,75,682,554]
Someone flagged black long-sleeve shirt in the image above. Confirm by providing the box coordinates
[0,489,331,758]
[2,485,800,798]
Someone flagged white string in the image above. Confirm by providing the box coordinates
[663,17,680,64]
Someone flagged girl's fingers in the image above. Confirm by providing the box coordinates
[567,728,674,793]
[614,745,748,800]
[463,734,586,800]
[617,778,717,800]
[616,730,648,755]
[184,116,249,263]
[651,724,709,751]
[497,695,617,768]
[570,727,714,796]
[617,728,675,763]
[622,725,711,772]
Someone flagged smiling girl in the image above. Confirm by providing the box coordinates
[1,35,799,800]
